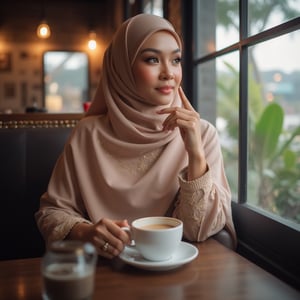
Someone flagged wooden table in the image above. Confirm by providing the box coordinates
[0,239,299,300]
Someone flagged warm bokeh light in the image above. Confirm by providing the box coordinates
[46,94,63,111]
[88,39,97,50]
[37,22,51,39]
[88,31,97,50]
[273,72,282,82]
[266,91,274,102]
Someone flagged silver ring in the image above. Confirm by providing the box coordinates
[102,242,109,252]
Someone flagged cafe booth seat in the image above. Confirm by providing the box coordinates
[0,114,80,260]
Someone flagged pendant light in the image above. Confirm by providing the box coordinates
[37,21,51,39]
[88,31,97,50]
[37,0,51,39]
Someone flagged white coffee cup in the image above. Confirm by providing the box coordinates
[123,216,183,261]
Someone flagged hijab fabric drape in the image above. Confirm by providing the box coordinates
[72,14,187,221]
[86,14,182,144]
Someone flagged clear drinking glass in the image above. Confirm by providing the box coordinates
[41,240,97,300]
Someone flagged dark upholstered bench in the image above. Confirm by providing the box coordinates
[0,114,81,260]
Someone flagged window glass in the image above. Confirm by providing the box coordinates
[216,52,240,201]
[195,53,239,200]
[248,31,300,224]
[43,51,89,113]
[216,0,239,50]
[248,0,300,36]
[194,0,239,58]
[142,0,163,16]
[195,61,217,125]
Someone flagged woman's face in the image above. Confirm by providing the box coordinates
[132,31,182,107]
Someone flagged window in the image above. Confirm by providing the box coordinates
[187,0,300,287]
[142,0,163,16]
[43,51,89,113]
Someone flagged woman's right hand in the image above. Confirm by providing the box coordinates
[68,218,131,259]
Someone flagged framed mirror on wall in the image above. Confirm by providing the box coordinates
[43,51,89,113]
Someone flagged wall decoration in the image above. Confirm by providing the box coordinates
[20,82,28,107]
[33,69,40,77]
[32,83,42,90]
[0,53,12,71]
[3,82,16,99]
[19,51,29,59]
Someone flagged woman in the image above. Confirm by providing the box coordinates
[35,14,236,259]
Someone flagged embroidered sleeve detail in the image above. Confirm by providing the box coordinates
[53,218,91,242]
[178,167,213,195]
[173,167,226,242]
[36,208,92,248]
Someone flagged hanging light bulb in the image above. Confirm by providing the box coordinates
[37,20,51,39]
[37,1,51,39]
[88,31,97,50]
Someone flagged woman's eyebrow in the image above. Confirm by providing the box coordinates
[140,48,181,54]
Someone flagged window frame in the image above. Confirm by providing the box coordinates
[182,0,300,288]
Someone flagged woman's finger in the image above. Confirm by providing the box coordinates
[95,219,128,256]
[179,86,195,111]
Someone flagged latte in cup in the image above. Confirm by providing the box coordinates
[141,224,175,230]
[130,216,183,261]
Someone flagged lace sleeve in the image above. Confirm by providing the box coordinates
[35,205,92,248]
[173,167,227,242]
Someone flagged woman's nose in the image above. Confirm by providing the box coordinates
[159,67,174,80]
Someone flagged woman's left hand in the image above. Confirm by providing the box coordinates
[158,87,208,180]
[157,86,202,156]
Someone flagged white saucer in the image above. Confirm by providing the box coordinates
[119,241,199,271]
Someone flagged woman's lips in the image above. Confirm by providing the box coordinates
[156,86,173,94]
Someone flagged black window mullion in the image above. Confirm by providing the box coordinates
[181,0,194,104]
[238,0,248,204]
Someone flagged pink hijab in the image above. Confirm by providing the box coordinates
[74,14,188,221]
[86,13,182,144]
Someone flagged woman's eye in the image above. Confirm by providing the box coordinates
[145,57,159,64]
[173,57,182,64]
